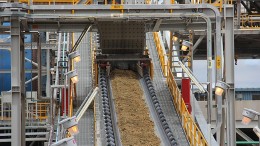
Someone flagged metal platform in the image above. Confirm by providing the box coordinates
[74,32,95,146]
[146,32,189,146]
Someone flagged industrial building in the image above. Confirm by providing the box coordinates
[0,0,259,145]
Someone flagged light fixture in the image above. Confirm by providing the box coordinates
[253,126,260,138]
[181,40,192,51]
[241,108,260,125]
[215,80,230,96]
[68,51,81,63]
[172,32,180,42]
[50,68,55,75]
[51,136,77,146]
[173,36,178,42]
[59,116,79,136]
[65,70,79,83]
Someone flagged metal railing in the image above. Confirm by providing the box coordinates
[241,15,260,29]
[19,0,79,4]
[153,32,208,146]
[0,102,49,121]
[191,0,224,12]
[153,32,168,77]
[28,102,49,121]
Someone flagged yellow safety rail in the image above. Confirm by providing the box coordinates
[153,32,208,146]
[31,102,49,121]
[240,15,260,29]
[191,0,223,12]
[153,32,168,77]
[167,70,208,146]
[19,0,79,4]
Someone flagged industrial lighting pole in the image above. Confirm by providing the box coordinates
[224,5,236,146]
[11,17,26,146]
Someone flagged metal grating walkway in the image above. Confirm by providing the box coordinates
[74,32,94,146]
[146,33,189,146]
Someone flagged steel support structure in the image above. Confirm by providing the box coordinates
[224,5,235,146]
[37,33,42,99]
[46,49,51,97]
[0,3,231,145]
[11,17,26,146]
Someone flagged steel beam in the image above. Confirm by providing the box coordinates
[0,43,56,50]
[224,5,236,146]
[11,17,25,146]
[46,49,51,98]
[37,33,42,100]
[152,19,162,32]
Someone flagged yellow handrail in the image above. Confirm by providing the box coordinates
[153,32,208,146]
[19,0,78,4]
[153,32,168,77]
[191,0,223,12]
[240,14,260,29]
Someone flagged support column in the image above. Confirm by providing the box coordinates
[224,5,235,146]
[11,17,25,146]
[46,49,51,97]
[20,32,26,146]
[169,31,173,71]
[236,0,241,29]
[37,34,42,99]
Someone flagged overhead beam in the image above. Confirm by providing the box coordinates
[241,1,252,14]
[0,43,56,50]
[152,19,162,32]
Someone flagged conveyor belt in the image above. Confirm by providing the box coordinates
[146,32,189,146]
[98,68,120,146]
[140,73,177,146]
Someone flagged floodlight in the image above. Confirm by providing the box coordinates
[50,68,55,75]
[173,35,178,42]
[253,126,260,138]
[59,116,79,136]
[68,51,81,63]
[181,40,192,51]
[241,108,260,125]
[51,136,77,146]
[215,80,230,96]
[65,70,79,83]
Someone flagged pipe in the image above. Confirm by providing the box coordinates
[76,87,99,121]
[48,33,62,146]
[70,25,92,53]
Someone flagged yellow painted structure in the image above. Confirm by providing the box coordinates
[153,32,208,146]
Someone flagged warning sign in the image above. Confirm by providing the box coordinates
[216,56,221,69]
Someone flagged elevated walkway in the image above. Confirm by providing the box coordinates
[147,32,190,145]
[74,32,94,146]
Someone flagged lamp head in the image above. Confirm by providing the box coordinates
[181,40,192,51]
[215,80,229,96]
[68,51,81,63]
[241,108,259,125]
[65,70,79,83]
[59,116,79,136]
[50,68,55,75]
